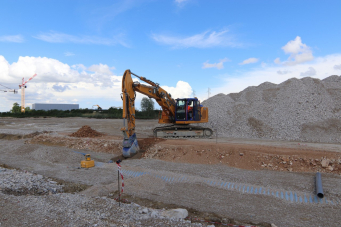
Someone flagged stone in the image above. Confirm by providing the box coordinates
[162,208,188,219]
[271,224,278,227]
[321,159,330,168]
[327,166,334,171]
[150,210,159,218]
[142,208,148,214]
[239,153,244,156]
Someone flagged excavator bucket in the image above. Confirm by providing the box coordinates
[122,133,140,157]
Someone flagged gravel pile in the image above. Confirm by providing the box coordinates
[202,75,341,143]
[0,167,63,195]
[0,167,206,226]
[70,125,104,138]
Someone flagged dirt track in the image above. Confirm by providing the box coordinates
[1,117,341,227]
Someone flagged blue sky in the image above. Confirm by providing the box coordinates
[1,0,341,111]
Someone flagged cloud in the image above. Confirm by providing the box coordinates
[300,67,316,77]
[334,64,341,70]
[34,31,129,47]
[52,84,71,92]
[0,55,193,112]
[175,0,188,3]
[274,58,281,64]
[205,54,341,102]
[239,58,259,65]
[277,70,291,75]
[152,29,241,48]
[0,35,24,43]
[275,36,314,65]
[64,52,75,56]
[161,81,192,99]
[202,58,229,70]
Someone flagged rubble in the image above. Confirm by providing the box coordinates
[202,75,341,143]
[0,167,64,195]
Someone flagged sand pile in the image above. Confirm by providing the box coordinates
[202,75,341,143]
[70,125,103,138]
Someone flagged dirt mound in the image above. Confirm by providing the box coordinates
[70,125,104,138]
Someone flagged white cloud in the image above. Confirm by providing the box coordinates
[206,54,341,101]
[300,67,316,77]
[334,64,341,70]
[0,35,24,43]
[175,0,188,3]
[202,58,229,70]
[161,81,192,99]
[275,36,314,65]
[239,57,259,65]
[152,29,241,48]
[274,58,281,64]
[64,52,75,56]
[34,31,129,47]
[0,55,193,112]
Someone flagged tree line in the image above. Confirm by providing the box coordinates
[1,98,158,119]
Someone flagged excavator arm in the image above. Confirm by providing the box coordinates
[121,69,177,157]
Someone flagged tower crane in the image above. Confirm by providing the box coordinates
[19,74,37,113]
[0,83,17,94]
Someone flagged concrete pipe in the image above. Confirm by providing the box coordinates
[316,172,324,198]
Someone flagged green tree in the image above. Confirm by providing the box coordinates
[25,106,31,112]
[141,97,154,112]
[11,102,21,113]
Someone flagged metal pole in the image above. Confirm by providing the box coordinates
[316,172,324,198]
[118,170,121,206]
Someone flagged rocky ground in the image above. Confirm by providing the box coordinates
[1,118,341,227]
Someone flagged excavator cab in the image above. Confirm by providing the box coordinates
[175,98,202,122]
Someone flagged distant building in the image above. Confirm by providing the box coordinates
[32,103,79,111]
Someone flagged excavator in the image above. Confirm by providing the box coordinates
[92,105,102,111]
[121,69,213,157]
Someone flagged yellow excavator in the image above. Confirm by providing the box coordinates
[121,69,213,157]
[92,105,102,111]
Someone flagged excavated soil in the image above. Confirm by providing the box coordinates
[27,131,341,175]
[143,140,341,175]
[69,125,104,138]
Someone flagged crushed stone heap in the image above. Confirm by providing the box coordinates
[202,75,341,143]
[70,125,103,138]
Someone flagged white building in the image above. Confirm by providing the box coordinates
[32,103,79,111]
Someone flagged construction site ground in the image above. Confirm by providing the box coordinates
[1,117,341,227]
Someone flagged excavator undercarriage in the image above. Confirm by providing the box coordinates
[153,125,213,138]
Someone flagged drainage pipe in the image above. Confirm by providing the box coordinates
[316,172,324,198]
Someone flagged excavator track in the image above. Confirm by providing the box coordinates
[153,125,214,138]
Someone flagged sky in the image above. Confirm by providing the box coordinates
[1,0,341,112]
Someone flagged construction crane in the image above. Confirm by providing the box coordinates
[19,74,37,113]
[0,83,17,94]
[121,69,213,157]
